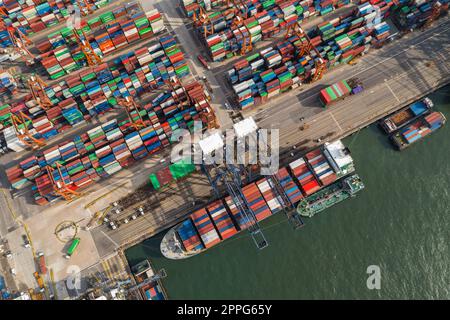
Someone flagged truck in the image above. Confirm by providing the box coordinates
[33,272,45,293]
[319,78,363,107]
[197,54,210,70]
[65,237,80,259]
[37,252,47,275]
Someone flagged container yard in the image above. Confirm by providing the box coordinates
[37,4,166,78]
[5,80,216,205]
[0,1,112,36]
[0,0,448,301]
[182,0,354,62]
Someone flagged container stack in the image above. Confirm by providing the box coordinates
[0,30,14,48]
[0,72,17,97]
[225,194,252,230]
[275,167,304,204]
[3,126,27,152]
[228,6,391,109]
[190,209,221,248]
[289,157,321,196]
[319,80,352,106]
[0,36,189,146]
[181,0,227,17]
[424,111,445,131]
[256,178,283,214]
[304,149,337,186]
[178,219,205,252]
[6,82,216,204]
[242,182,272,221]
[206,201,238,240]
[0,0,111,35]
[36,6,167,79]
[185,0,347,62]
[392,0,449,31]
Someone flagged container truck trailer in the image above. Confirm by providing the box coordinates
[319,78,363,107]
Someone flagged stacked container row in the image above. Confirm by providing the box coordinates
[37,6,166,78]
[1,36,189,144]
[190,208,221,248]
[183,0,353,62]
[228,3,391,109]
[0,0,111,35]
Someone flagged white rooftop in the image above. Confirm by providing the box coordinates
[325,140,353,169]
[198,132,224,155]
[233,117,258,139]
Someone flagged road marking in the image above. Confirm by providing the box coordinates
[101,230,120,249]
[329,112,343,132]
[101,260,114,281]
[348,24,450,79]
[385,81,400,102]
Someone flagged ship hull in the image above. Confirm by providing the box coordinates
[160,226,204,260]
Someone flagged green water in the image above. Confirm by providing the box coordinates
[125,86,450,299]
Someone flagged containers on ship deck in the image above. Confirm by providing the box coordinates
[256,177,282,214]
[289,157,321,196]
[242,182,272,222]
[37,6,166,78]
[190,208,221,248]
[206,200,238,240]
[275,167,304,205]
[225,195,252,230]
[177,219,204,252]
[305,149,337,186]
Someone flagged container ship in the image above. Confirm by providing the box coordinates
[390,111,446,150]
[160,140,356,260]
[297,174,364,218]
[380,97,434,134]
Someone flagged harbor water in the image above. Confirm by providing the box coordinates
[125,85,450,299]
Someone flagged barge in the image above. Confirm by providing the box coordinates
[380,97,433,134]
[131,259,167,300]
[297,174,364,218]
[390,111,446,150]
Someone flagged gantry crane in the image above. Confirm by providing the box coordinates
[46,162,82,201]
[0,6,7,17]
[10,111,46,149]
[234,118,304,229]
[192,5,216,38]
[202,160,269,250]
[28,75,53,110]
[72,28,102,66]
[164,75,185,105]
[424,1,442,28]
[0,23,35,65]
[117,96,146,130]
[76,0,95,16]
[285,22,327,82]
